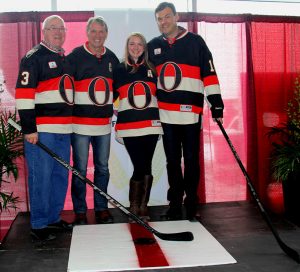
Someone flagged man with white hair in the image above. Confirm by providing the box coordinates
[15,15,73,241]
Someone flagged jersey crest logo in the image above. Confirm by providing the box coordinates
[26,47,38,58]
[48,61,57,69]
[154,48,161,55]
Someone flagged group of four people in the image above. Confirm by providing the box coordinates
[15,2,224,241]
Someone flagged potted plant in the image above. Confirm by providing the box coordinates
[268,75,300,224]
[0,109,24,211]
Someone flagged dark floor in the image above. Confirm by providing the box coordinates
[1,201,300,272]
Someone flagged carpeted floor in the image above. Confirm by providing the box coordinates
[1,201,300,272]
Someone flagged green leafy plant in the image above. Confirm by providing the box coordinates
[0,110,24,211]
[268,76,300,182]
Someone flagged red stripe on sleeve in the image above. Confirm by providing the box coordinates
[203,75,219,86]
[15,88,35,99]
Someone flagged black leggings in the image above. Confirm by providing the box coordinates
[123,134,159,180]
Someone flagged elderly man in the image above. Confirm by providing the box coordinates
[15,15,74,241]
[67,16,119,225]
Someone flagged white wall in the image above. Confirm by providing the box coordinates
[94,9,168,206]
[95,9,160,59]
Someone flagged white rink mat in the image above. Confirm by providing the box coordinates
[68,220,236,271]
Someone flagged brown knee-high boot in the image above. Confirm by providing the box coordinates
[139,175,153,221]
[129,178,143,216]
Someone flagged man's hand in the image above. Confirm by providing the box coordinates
[25,132,38,144]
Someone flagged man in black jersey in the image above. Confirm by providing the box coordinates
[68,16,119,225]
[148,2,224,221]
[16,15,73,241]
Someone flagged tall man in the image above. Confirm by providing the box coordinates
[148,2,224,220]
[67,16,119,225]
[15,15,73,241]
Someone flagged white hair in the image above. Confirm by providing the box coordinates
[42,15,65,30]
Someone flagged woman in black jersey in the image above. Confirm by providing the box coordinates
[113,33,163,221]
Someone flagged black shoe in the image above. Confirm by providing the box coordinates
[30,228,56,241]
[48,219,73,231]
[161,206,183,220]
[74,213,88,225]
[187,210,202,222]
[95,210,114,224]
[185,205,201,222]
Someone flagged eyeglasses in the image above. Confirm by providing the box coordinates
[45,26,67,32]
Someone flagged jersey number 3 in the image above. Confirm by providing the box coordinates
[21,71,30,85]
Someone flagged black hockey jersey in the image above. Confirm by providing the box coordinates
[113,62,163,138]
[148,28,224,125]
[15,43,74,134]
[67,43,119,135]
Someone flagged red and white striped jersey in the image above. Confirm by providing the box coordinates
[15,43,74,134]
[67,43,119,136]
[148,27,224,125]
[113,62,163,138]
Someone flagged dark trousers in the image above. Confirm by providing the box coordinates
[123,134,159,180]
[161,122,201,208]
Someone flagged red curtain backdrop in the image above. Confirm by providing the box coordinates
[197,21,248,202]
[0,14,41,240]
[250,21,300,201]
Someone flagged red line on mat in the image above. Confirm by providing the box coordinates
[129,223,170,268]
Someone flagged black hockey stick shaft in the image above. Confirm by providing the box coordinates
[8,119,193,242]
[216,119,300,263]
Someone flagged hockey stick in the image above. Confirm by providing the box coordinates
[8,119,193,242]
[216,119,300,263]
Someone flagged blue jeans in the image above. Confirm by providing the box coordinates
[71,133,111,213]
[24,133,70,229]
[161,122,201,208]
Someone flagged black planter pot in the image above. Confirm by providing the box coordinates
[282,167,300,225]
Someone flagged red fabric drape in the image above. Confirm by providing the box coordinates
[0,18,40,238]
[250,22,300,201]
[197,22,248,202]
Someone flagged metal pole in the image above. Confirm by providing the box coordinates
[51,0,57,11]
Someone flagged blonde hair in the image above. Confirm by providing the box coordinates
[124,32,156,75]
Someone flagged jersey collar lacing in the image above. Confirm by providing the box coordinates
[41,40,65,56]
[85,41,105,60]
[163,26,187,47]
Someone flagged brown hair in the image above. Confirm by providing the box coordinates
[155,2,177,15]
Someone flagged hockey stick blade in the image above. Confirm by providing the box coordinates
[8,119,194,242]
[155,231,194,241]
[216,119,300,264]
